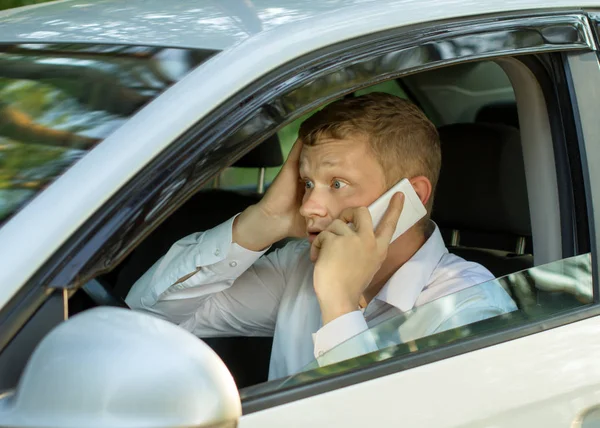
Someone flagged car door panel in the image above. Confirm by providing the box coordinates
[239,315,600,427]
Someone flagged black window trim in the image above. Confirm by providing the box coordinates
[0,8,597,411]
[582,13,600,304]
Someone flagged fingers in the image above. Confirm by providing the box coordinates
[326,219,354,236]
[374,192,405,248]
[338,206,373,237]
[310,230,335,262]
[310,220,353,262]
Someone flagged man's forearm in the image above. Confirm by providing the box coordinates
[233,205,286,251]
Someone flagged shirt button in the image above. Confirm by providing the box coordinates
[318,351,324,357]
[229,261,238,267]
[214,249,220,256]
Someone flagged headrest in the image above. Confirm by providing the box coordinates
[475,102,519,129]
[233,134,284,168]
[433,123,531,237]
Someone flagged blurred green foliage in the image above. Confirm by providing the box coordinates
[0,0,56,11]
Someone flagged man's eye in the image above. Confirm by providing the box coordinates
[332,180,347,189]
[304,180,314,190]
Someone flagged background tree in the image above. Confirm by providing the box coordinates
[0,0,56,11]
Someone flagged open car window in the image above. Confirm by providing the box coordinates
[241,253,592,398]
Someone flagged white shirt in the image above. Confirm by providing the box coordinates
[126,216,516,380]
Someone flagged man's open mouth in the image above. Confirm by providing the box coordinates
[307,230,321,242]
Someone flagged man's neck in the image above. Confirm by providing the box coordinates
[360,224,430,307]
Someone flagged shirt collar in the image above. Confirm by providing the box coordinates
[374,222,448,312]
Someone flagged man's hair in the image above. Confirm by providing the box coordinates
[298,92,441,211]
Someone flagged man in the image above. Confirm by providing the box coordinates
[126,92,516,380]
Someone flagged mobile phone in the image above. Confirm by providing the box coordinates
[368,178,427,243]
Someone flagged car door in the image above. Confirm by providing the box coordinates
[1,7,599,428]
[234,15,600,428]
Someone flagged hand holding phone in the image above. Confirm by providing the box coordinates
[368,178,427,243]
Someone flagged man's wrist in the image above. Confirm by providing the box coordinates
[319,296,358,325]
[232,205,284,251]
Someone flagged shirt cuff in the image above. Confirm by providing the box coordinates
[313,311,379,367]
[191,213,269,280]
[155,215,268,296]
[313,311,370,358]
[206,241,267,279]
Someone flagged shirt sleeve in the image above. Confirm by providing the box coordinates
[431,282,518,335]
[312,311,379,366]
[126,215,299,337]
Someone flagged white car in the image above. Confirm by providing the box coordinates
[0,0,600,427]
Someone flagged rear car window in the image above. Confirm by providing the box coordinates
[0,43,215,227]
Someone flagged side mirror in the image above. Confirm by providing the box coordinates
[0,307,241,428]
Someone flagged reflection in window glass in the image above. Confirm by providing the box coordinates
[0,43,216,226]
[241,253,593,399]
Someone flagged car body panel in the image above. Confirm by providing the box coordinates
[239,315,600,427]
[0,0,597,50]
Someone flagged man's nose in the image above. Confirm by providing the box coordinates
[299,190,328,219]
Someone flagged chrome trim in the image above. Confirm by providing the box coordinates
[516,236,527,254]
[257,168,266,194]
[451,230,461,247]
[62,289,68,321]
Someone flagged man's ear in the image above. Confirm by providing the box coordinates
[410,176,433,207]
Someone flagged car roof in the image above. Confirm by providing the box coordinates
[0,0,598,51]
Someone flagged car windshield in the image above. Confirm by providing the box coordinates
[241,253,592,399]
[0,43,216,227]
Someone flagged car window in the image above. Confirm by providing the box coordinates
[403,61,515,126]
[219,80,410,190]
[219,111,313,191]
[241,253,593,398]
[219,64,516,191]
[0,43,215,227]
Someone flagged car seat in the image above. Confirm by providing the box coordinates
[433,122,533,278]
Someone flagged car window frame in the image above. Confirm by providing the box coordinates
[0,10,598,412]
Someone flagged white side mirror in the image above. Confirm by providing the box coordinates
[0,307,241,428]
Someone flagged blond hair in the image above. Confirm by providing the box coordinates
[298,92,441,212]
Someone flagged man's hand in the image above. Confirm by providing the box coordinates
[311,192,405,324]
[233,140,306,251]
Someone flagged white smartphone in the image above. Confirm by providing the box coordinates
[368,178,427,243]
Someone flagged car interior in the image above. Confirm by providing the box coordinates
[65,58,586,390]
